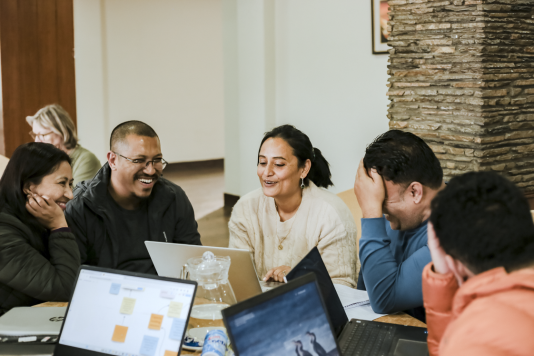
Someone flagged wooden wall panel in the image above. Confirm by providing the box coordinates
[0,0,76,157]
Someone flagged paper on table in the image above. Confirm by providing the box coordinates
[334,284,369,307]
[345,304,386,321]
[333,284,386,321]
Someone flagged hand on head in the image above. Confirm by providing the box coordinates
[263,265,291,282]
[427,222,450,275]
[26,193,68,231]
[354,159,385,219]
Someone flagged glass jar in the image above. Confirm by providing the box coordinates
[186,251,237,342]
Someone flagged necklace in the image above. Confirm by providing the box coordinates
[274,201,299,250]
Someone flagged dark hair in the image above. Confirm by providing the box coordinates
[110,120,158,150]
[363,130,443,189]
[258,125,333,188]
[0,142,71,232]
[430,171,534,274]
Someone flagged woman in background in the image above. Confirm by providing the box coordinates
[27,104,101,186]
[229,125,358,287]
[0,143,80,315]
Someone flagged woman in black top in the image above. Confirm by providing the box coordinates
[0,142,80,315]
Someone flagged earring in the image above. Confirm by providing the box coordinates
[301,178,305,189]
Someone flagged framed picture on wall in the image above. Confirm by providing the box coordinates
[371,0,390,54]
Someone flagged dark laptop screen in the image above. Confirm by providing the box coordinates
[225,280,339,356]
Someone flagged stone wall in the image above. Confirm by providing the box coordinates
[386,0,534,192]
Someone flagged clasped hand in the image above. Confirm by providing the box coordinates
[354,159,385,219]
[26,193,68,231]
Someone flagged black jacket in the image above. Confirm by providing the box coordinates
[0,212,80,315]
[65,163,201,270]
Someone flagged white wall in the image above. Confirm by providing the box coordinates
[74,0,224,164]
[224,0,390,196]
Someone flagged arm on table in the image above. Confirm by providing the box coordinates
[359,217,431,314]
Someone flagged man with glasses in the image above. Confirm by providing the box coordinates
[65,121,201,274]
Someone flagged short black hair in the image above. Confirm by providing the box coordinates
[259,125,333,188]
[0,142,71,233]
[430,171,534,273]
[363,130,442,189]
[110,121,158,150]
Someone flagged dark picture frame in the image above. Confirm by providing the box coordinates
[371,0,390,54]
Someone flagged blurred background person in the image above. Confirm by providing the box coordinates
[27,104,101,186]
[0,143,80,315]
[229,125,357,287]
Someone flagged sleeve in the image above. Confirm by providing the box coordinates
[422,263,458,356]
[72,152,102,186]
[65,198,90,264]
[173,189,201,245]
[359,217,431,314]
[228,201,254,252]
[316,219,357,288]
[0,230,81,302]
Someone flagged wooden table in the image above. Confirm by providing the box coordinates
[35,302,425,355]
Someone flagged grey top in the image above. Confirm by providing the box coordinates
[69,145,101,186]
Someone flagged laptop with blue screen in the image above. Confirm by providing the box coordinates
[54,265,197,356]
[222,273,341,356]
[222,272,428,356]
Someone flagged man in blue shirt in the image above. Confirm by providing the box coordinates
[354,130,445,322]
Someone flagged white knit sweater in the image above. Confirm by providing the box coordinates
[228,181,358,287]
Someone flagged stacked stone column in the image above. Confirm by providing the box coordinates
[386,0,534,192]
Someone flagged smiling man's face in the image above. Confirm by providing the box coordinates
[111,134,162,201]
[382,179,424,231]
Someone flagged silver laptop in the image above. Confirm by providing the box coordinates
[0,306,66,338]
[0,307,65,356]
[145,242,263,302]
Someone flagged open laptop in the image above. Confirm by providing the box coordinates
[222,273,341,356]
[53,265,197,356]
[145,242,263,302]
[285,248,428,355]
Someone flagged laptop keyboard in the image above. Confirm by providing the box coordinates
[339,321,395,356]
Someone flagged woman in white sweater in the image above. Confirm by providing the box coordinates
[229,125,358,287]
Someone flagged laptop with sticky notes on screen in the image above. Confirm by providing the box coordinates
[53,265,197,356]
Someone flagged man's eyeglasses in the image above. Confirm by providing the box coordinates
[113,152,168,171]
[29,131,55,140]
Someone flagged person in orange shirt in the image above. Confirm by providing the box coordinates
[424,171,534,356]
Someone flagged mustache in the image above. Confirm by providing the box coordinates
[135,173,160,180]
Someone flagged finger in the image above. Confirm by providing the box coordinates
[356,159,366,179]
[40,195,54,207]
[369,168,382,183]
[263,268,275,281]
[272,268,282,282]
[32,194,45,208]
[28,196,39,208]
[427,222,438,248]
[26,201,38,215]
[275,268,287,282]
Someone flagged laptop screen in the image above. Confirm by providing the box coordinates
[225,280,340,356]
[58,268,195,356]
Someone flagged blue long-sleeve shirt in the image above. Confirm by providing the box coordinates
[357,217,431,322]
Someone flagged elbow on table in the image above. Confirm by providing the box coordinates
[368,297,397,315]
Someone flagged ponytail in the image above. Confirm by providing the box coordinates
[307,147,333,188]
[258,125,333,188]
